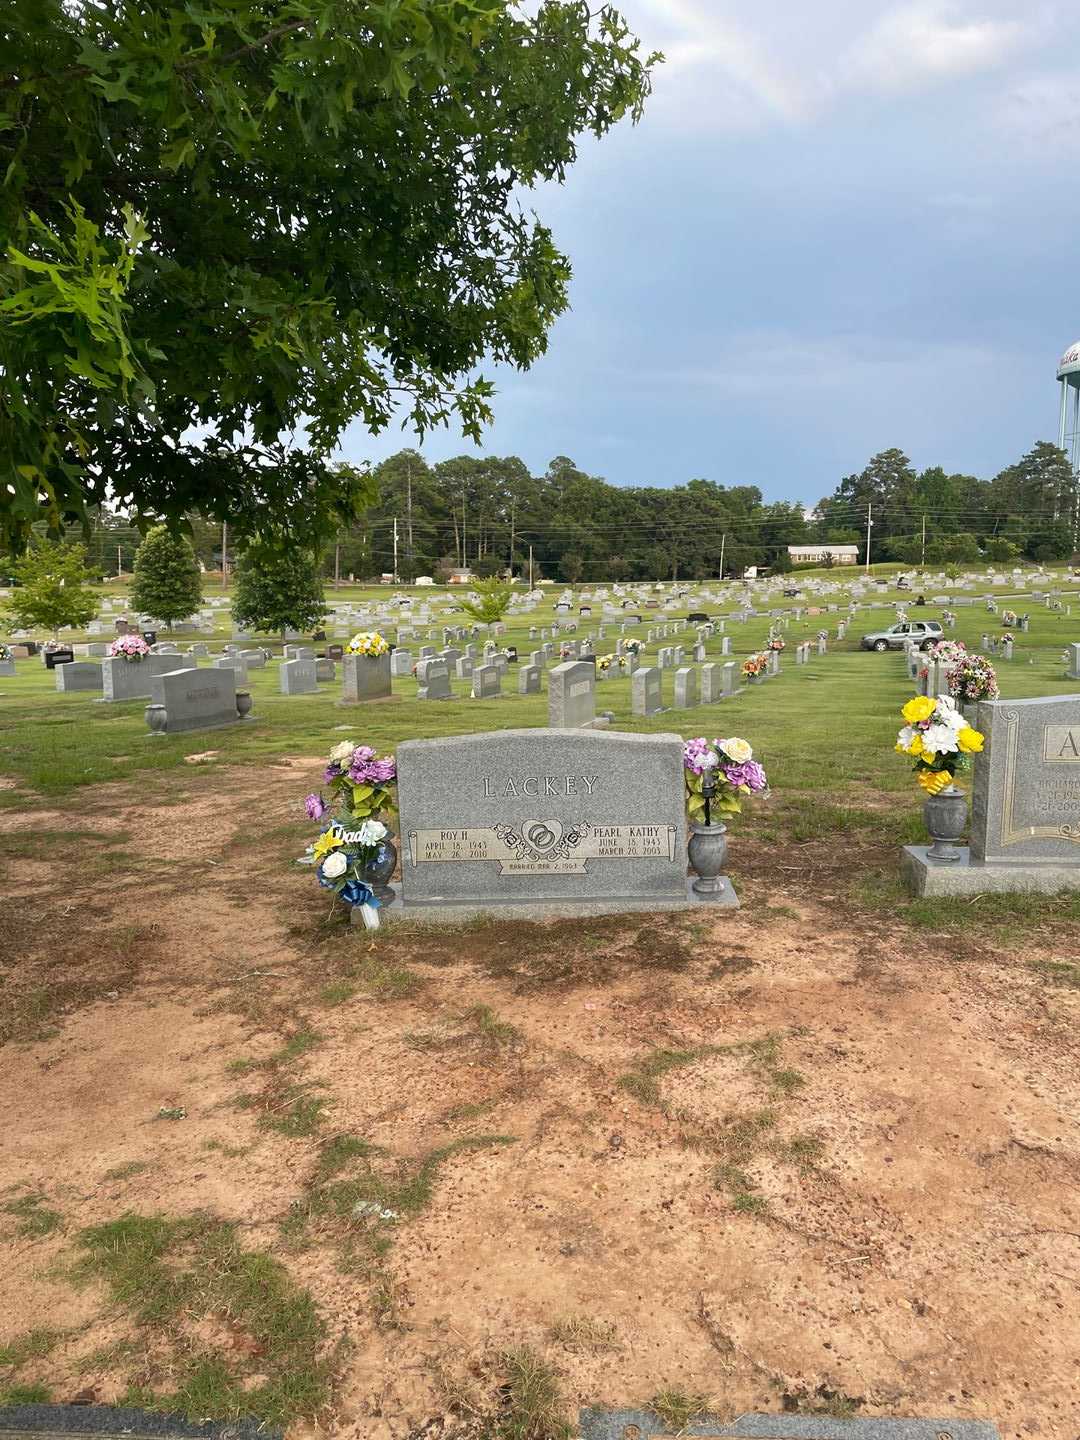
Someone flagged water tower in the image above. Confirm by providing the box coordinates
[1058,339,1080,478]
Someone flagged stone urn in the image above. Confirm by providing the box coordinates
[687,821,729,898]
[235,689,253,718]
[923,783,968,863]
[145,703,167,736]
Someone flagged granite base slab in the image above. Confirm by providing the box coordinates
[0,1404,276,1440]
[902,845,1080,896]
[146,715,256,737]
[351,875,740,925]
[579,1408,999,1440]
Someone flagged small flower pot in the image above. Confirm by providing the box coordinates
[924,784,967,863]
[145,703,167,736]
[235,690,253,718]
[687,822,729,898]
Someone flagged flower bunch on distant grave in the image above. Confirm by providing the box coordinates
[108,633,150,662]
[298,740,398,922]
[816,629,828,642]
[684,737,768,822]
[596,654,625,673]
[924,638,967,675]
[895,695,984,794]
[0,643,11,662]
[624,637,643,655]
[559,643,573,659]
[1001,609,1018,627]
[741,652,767,678]
[346,631,389,657]
[767,637,785,651]
[945,651,999,704]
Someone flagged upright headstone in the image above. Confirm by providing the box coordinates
[213,655,249,686]
[416,658,452,701]
[315,658,335,683]
[392,729,724,918]
[700,663,721,704]
[518,664,542,695]
[631,665,662,717]
[721,661,738,696]
[471,663,501,699]
[55,661,102,692]
[1067,644,1080,680]
[673,666,699,709]
[342,652,392,703]
[147,667,243,734]
[280,658,318,695]
[548,660,601,729]
[903,694,1080,896]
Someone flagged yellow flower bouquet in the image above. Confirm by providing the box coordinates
[345,631,389,657]
[895,693,984,793]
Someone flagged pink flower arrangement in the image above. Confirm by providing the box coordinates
[108,634,150,661]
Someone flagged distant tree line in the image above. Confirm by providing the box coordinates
[37,439,1079,587]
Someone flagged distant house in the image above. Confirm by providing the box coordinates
[447,568,475,584]
[788,544,860,565]
[414,575,435,586]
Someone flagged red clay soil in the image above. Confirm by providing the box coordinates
[1,762,1078,1439]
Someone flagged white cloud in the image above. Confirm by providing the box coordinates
[630,0,1051,133]
[842,2,1024,93]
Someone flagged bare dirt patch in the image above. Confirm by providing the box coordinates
[1,765,1078,1439]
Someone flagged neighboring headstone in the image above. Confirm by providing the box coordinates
[631,665,663,717]
[315,657,335,683]
[471,663,501,699]
[43,648,74,670]
[342,652,392,703]
[518,664,542,695]
[280,658,318,695]
[548,660,602,730]
[100,652,181,702]
[390,649,413,677]
[673,666,699,709]
[147,666,246,734]
[213,655,249,686]
[903,693,1080,895]
[416,658,452,701]
[55,661,102,692]
[0,658,14,678]
[700,662,722,703]
[1066,644,1080,680]
[390,728,727,920]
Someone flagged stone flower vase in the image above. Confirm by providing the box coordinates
[235,689,253,718]
[145,703,167,736]
[924,784,968,863]
[687,822,729,898]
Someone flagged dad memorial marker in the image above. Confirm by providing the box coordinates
[370,729,736,923]
[903,693,1080,895]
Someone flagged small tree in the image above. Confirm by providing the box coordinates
[457,577,513,629]
[232,546,327,639]
[1,540,99,637]
[129,525,202,628]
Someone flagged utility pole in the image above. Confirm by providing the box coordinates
[334,540,341,588]
[462,489,467,571]
[221,521,228,588]
[405,457,414,564]
[718,532,727,580]
[920,514,926,567]
[392,517,399,581]
[117,545,122,578]
[509,498,516,577]
[528,544,534,590]
[864,503,873,575]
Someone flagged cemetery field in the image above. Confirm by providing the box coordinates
[2,574,1080,1437]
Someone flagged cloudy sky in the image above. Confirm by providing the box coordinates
[338,0,1079,506]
